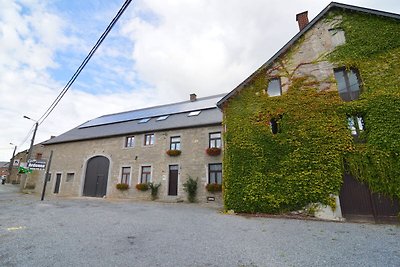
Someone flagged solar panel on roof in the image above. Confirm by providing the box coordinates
[78,93,225,129]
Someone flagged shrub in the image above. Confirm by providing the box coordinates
[148,182,161,200]
[166,149,181,156]
[206,183,222,193]
[183,176,198,203]
[206,147,221,156]
[116,183,129,191]
[135,183,149,191]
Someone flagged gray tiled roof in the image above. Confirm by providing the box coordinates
[0,162,9,168]
[44,94,224,145]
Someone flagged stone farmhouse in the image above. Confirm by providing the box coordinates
[27,94,224,204]
[217,2,400,222]
[15,2,399,222]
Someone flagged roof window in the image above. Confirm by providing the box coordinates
[188,111,201,117]
[138,118,151,123]
[156,115,169,121]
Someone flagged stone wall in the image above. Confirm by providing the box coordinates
[34,125,223,205]
[267,15,344,94]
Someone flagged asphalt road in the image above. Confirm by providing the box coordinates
[0,184,399,267]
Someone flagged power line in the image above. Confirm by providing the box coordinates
[37,0,133,125]
[18,124,36,148]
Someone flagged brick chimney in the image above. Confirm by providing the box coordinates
[190,93,197,102]
[296,11,309,31]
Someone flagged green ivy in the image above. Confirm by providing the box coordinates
[223,11,400,213]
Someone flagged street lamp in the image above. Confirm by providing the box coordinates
[23,116,39,162]
[6,143,17,183]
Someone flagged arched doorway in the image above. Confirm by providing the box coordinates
[83,156,110,197]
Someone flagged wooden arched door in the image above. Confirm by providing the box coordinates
[83,156,109,197]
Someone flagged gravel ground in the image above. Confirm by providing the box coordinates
[0,184,399,267]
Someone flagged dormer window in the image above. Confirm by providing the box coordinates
[267,78,282,97]
[334,68,361,102]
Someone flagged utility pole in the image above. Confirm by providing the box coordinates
[41,150,53,201]
[22,116,38,191]
[25,118,39,161]
[6,144,17,183]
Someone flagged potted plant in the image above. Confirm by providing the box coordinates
[148,182,161,200]
[206,183,222,193]
[116,183,129,191]
[135,183,149,191]
[166,149,182,156]
[183,176,198,203]
[206,147,221,156]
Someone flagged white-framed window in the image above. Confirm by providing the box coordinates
[208,163,222,184]
[125,136,135,147]
[170,136,181,150]
[209,132,222,148]
[144,133,155,146]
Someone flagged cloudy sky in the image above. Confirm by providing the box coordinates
[0,0,399,161]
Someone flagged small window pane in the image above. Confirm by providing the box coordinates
[347,117,357,135]
[267,78,282,97]
[348,71,360,92]
[334,70,347,93]
[210,133,221,139]
[356,116,365,131]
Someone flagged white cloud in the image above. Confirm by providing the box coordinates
[1,0,400,161]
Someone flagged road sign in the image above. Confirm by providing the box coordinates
[27,160,47,170]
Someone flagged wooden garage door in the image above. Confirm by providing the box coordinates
[340,173,399,223]
[83,156,110,197]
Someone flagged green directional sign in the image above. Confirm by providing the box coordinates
[18,166,32,174]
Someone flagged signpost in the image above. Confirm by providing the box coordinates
[27,159,47,170]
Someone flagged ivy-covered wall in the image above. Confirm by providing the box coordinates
[223,10,400,213]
